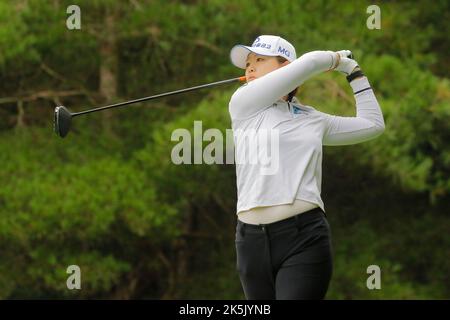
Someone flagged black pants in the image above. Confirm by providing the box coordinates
[235,207,333,300]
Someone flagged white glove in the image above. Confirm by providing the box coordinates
[334,50,359,75]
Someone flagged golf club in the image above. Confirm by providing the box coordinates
[54,76,247,138]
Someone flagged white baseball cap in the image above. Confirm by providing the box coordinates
[230,35,297,69]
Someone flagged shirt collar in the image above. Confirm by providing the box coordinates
[276,96,302,105]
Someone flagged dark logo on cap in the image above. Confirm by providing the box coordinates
[278,46,290,57]
[252,37,261,46]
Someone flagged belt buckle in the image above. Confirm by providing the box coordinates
[259,224,268,233]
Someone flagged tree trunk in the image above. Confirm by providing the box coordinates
[173,206,195,298]
[99,11,118,137]
[16,100,25,128]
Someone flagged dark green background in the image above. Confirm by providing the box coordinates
[0,0,448,299]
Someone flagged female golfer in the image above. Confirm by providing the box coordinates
[229,35,385,300]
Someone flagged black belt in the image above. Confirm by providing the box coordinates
[238,206,325,235]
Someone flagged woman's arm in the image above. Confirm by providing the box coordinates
[229,50,337,120]
[320,76,385,146]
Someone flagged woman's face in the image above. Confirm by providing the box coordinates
[245,52,289,83]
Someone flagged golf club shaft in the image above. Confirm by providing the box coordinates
[72,76,246,117]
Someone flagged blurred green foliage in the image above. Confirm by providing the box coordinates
[0,0,448,299]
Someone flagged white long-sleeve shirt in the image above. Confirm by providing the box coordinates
[229,51,385,215]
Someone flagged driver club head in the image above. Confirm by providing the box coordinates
[54,106,72,138]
